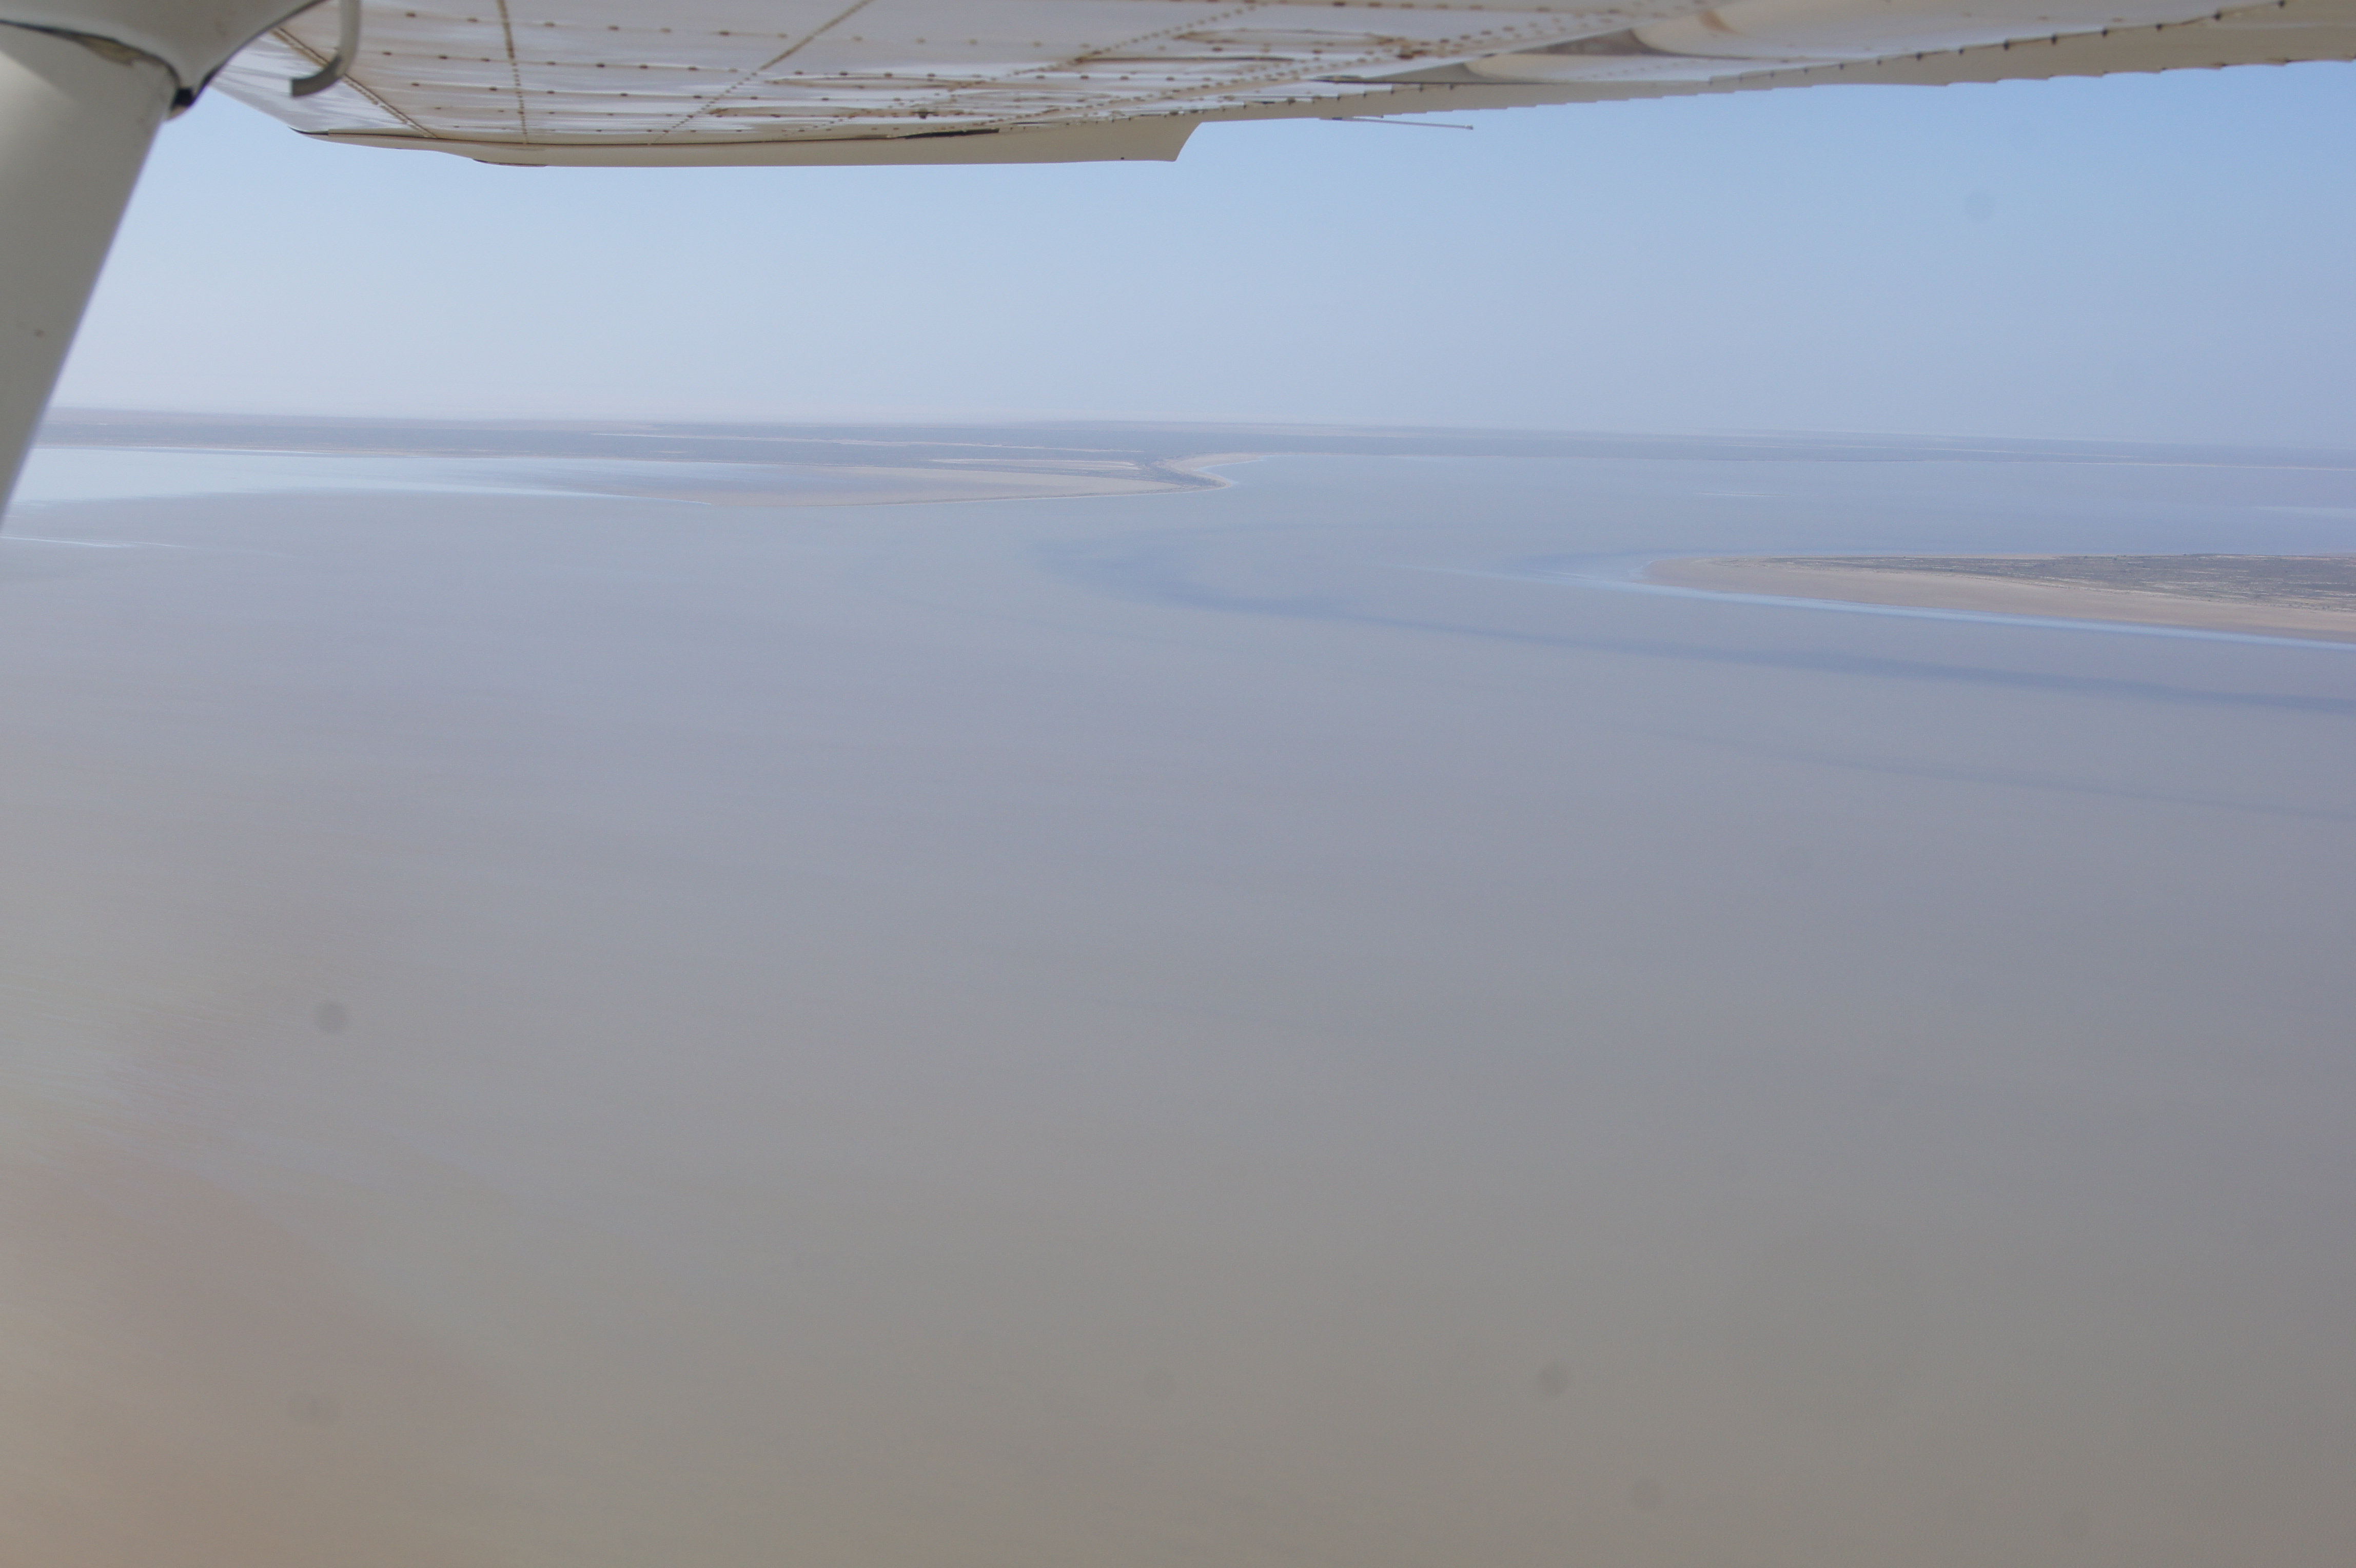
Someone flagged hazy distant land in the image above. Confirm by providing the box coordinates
[36,411,1260,505]
[36,410,2356,510]
[1651,553,2356,642]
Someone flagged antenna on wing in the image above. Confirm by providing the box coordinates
[291,0,362,97]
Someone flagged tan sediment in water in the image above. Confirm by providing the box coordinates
[5,462,2354,1566]
[1647,554,2356,642]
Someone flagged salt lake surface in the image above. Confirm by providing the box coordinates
[3,445,2352,1567]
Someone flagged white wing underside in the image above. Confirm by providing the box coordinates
[211,0,2356,165]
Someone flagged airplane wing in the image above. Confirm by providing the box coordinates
[210,0,2356,167]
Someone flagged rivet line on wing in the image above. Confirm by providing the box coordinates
[493,0,527,140]
[654,0,882,138]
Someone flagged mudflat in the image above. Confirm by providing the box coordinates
[1648,553,2356,641]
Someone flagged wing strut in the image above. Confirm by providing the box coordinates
[0,24,177,515]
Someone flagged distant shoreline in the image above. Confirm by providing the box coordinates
[1647,555,2356,645]
[43,410,2356,475]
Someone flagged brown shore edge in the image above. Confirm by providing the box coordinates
[1646,555,2356,645]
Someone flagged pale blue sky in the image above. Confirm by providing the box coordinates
[55,64,2356,444]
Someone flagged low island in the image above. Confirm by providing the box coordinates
[1647,554,2356,643]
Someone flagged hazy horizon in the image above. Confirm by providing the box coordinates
[32,408,2356,461]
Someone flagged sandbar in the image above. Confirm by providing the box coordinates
[1648,553,2356,643]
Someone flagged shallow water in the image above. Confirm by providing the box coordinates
[6,444,920,511]
[3,449,2353,1567]
[8,444,619,505]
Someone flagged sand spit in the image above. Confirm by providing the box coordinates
[597,452,1265,508]
[1648,554,2356,643]
[24,416,1269,511]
